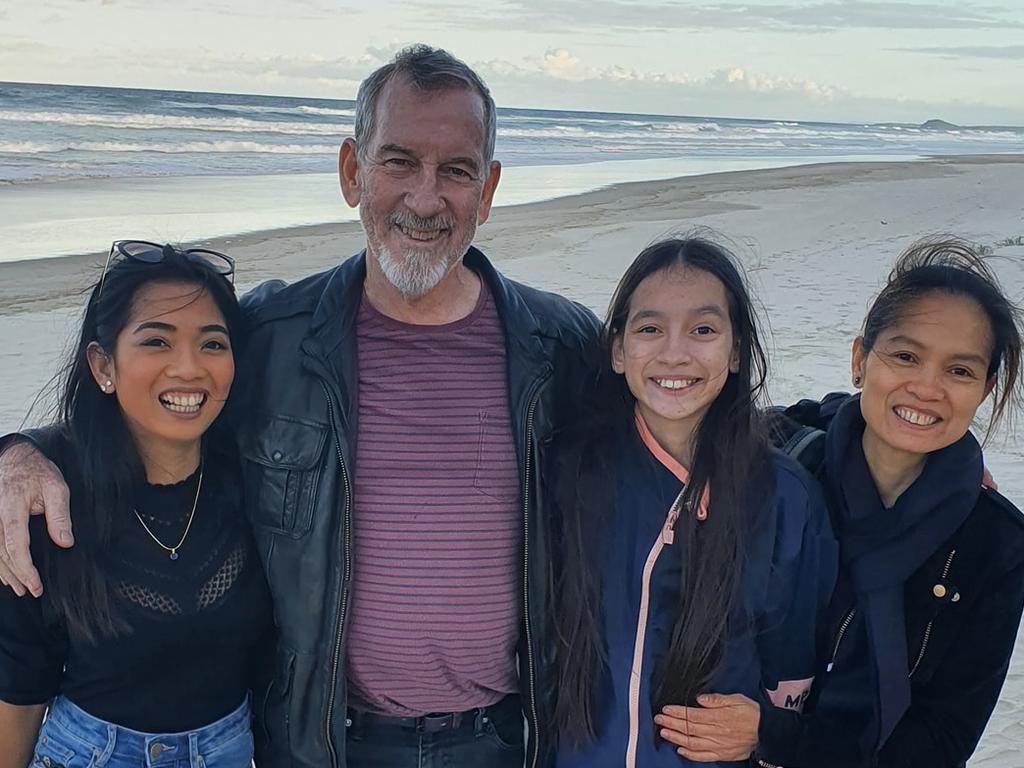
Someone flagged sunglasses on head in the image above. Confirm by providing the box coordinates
[98,240,235,299]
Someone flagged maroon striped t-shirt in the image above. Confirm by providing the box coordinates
[345,284,522,716]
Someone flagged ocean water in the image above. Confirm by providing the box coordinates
[2,81,1023,263]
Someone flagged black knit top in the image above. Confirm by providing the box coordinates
[0,444,274,733]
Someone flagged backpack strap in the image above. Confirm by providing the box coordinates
[780,424,827,478]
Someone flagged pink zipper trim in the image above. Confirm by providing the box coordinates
[625,409,710,767]
[625,488,685,768]
[634,409,709,521]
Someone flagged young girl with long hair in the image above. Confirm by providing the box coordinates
[0,242,273,768]
[545,236,837,767]
[662,237,1024,767]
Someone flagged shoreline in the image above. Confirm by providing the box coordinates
[0,152,926,266]
[2,152,1022,315]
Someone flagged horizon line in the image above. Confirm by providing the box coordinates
[4,79,1021,132]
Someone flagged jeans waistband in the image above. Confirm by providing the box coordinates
[45,696,250,765]
[347,693,521,735]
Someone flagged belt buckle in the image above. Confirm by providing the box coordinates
[418,712,461,733]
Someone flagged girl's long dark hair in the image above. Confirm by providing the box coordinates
[549,236,772,746]
[41,247,243,644]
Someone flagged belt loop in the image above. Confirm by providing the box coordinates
[346,709,361,739]
[473,706,486,737]
[189,731,201,768]
[96,723,117,767]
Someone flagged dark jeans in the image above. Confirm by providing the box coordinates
[345,694,525,768]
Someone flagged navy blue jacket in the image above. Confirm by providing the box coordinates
[554,426,836,768]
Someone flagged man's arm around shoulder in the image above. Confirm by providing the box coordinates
[0,429,72,597]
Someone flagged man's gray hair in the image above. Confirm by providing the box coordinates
[354,44,497,165]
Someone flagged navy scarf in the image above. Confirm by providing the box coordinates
[824,395,983,749]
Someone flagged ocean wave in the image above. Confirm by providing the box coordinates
[499,126,606,139]
[167,100,356,116]
[498,121,724,139]
[166,101,284,112]
[508,116,659,129]
[0,140,337,155]
[661,122,722,133]
[298,105,356,117]
[0,110,352,136]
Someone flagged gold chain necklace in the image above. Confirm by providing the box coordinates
[134,465,204,561]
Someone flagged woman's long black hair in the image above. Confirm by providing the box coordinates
[41,247,244,643]
[549,236,772,746]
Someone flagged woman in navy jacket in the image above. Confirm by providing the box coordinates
[661,237,1024,768]
[543,237,837,768]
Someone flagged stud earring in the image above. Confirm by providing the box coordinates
[854,376,862,387]
[102,380,113,393]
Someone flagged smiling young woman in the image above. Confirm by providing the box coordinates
[0,244,273,768]
[86,280,237,482]
[545,237,836,768]
[853,290,998,508]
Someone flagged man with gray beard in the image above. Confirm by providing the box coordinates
[0,45,599,768]
[374,210,459,296]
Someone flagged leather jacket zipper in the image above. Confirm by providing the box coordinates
[320,380,354,767]
[522,372,550,768]
[826,608,857,673]
[910,548,956,678]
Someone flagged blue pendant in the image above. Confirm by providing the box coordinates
[170,551,179,561]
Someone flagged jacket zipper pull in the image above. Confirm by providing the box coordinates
[662,503,681,545]
[661,494,684,546]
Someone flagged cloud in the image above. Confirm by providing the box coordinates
[530,48,697,84]
[0,40,386,96]
[178,51,383,81]
[731,1,1022,30]
[471,47,1024,124]
[704,67,845,98]
[411,0,1024,33]
[35,0,146,8]
[898,44,1024,59]
[541,48,580,78]
[190,0,364,20]
[0,36,35,53]
[30,0,360,18]
[480,48,841,100]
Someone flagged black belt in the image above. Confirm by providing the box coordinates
[347,694,520,735]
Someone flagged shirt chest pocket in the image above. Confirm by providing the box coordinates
[240,417,329,538]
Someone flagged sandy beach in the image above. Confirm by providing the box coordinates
[1,154,1023,764]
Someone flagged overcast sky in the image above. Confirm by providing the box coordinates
[2,0,1022,124]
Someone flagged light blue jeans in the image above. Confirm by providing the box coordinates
[28,695,253,768]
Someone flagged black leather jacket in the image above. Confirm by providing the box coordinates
[235,247,600,767]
